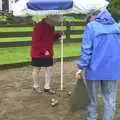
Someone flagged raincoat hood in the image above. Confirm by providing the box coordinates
[89,9,120,37]
[95,9,115,24]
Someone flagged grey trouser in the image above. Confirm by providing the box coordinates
[85,80,117,120]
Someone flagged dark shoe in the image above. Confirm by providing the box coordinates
[44,89,55,94]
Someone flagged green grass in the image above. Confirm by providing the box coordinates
[0,35,82,42]
[0,26,83,33]
[0,37,32,42]
[0,25,83,42]
[0,16,6,21]
[0,42,81,64]
[0,27,33,32]
[0,20,83,64]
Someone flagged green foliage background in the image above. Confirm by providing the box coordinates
[109,0,120,12]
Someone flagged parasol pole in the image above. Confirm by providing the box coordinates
[60,15,64,91]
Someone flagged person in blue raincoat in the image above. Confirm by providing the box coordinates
[75,9,120,120]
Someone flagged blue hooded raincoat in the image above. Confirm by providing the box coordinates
[76,9,120,80]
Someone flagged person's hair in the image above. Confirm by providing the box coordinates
[92,10,101,16]
[85,10,101,24]
[88,9,101,16]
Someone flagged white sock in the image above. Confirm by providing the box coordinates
[44,66,53,89]
[32,67,40,88]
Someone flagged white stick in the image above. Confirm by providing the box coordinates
[60,16,64,91]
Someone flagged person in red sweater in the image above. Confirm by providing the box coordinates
[31,15,62,94]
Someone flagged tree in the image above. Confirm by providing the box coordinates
[108,0,120,12]
[108,0,120,22]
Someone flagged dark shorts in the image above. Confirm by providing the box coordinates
[31,58,53,67]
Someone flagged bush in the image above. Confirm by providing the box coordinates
[108,0,120,22]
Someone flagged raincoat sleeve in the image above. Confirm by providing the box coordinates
[76,24,93,69]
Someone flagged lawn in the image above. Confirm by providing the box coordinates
[0,27,32,32]
[0,26,83,42]
[0,42,81,64]
[0,19,83,65]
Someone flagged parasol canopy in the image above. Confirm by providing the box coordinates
[13,0,109,16]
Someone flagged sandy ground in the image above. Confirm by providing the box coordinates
[0,61,120,120]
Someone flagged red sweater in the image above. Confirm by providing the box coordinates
[31,20,61,59]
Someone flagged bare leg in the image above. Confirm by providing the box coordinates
[44,66,52,89]
[44,66,55,94]
[32,67,42,93]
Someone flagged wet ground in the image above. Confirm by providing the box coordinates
[0,61,120,120]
